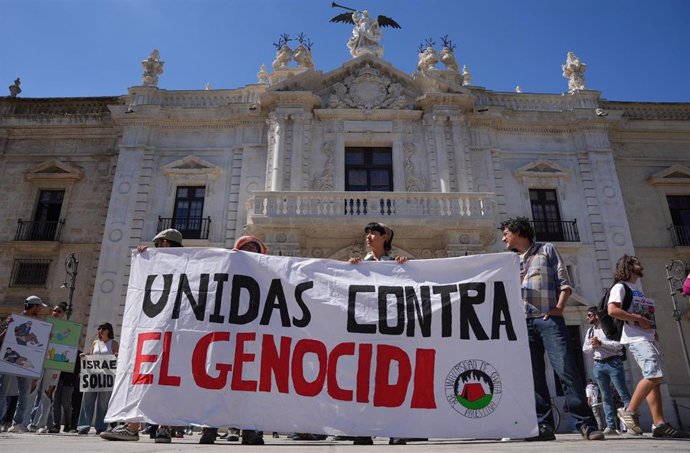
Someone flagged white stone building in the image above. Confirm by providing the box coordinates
[1,38,689,430]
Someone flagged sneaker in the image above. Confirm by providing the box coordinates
[199,428,217,444]
[242,434,266,445]
[602,427,619,435]
[37,427,49,434]
[389,438,407,445]
[227,434,240,441]
[581,424,605,440]
[353,437,374,445]
[525,424,556,442]
[77,428,90,435]
[652,423,690,439]
[155,427,172,444]
[617,407,643,435]
[48,427,60,434]
[100,425,140,441]
[8,424,27,433]
[68,429,78,433]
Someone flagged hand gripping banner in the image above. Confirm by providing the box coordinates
[106,248,537,439]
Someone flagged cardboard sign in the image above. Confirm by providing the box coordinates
[80,354,117,392]
[0,313,52,379]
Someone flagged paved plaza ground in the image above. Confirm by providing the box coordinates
[1,431,689,452]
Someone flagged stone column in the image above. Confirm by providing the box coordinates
[267,113,288,191]
[86,146,147,338]
[449,116,473,192]
[290,112,307,191]
[432,115,451,192]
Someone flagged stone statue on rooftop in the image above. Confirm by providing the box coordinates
[462,65,472,86]
[257,64,268,84]
[142,49,164,87]
[272,34,294,71]
[562,51,586,93]
[8,78,21,97]
[330,3,401,59]
[293,33,314,69]
[417,39,439,71]
[439,35,459,71]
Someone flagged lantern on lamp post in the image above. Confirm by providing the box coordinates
[62,253,79,320]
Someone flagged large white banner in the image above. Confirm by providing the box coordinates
[106,248,537,439]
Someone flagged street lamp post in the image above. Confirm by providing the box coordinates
[665,259,690,380]
[63,253,79,320]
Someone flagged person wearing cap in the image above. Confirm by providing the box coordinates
[136,228,183,253]
[76,322,119,435]
[347,223,410,446]
[103,230,185,442]
[582,305,631,435]
[0,295,48,433]
[27,302,68,433]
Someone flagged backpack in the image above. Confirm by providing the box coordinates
[597,282,633,342]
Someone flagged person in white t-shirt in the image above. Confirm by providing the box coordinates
[608,255,689,439]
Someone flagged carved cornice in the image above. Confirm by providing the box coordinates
[314,109,422,121]
[260,91,321,111]
[127,85,266,109]
[599,101,690,121]
[471,89,601,112]
[0,96,122,118]
[415,92,474,112]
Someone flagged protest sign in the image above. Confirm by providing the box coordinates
[45,318,82,372]
[106,248,537,439]
[80,354,117,392]
[0,313,51,379]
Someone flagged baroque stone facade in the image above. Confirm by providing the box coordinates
[1,52,689,428]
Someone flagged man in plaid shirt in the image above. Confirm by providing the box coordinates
[500,217,603,441]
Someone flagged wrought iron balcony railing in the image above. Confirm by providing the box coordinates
[14,219,65,241]
[669,225,690,247]
[531,219,580,243]
[157,216,211,240]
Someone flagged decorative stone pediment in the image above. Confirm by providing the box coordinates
[515,159,570,180]
[163,155,222,179]
[25,159,83,182]
[264,55,418,111]
[325,63,409,110]
[649,165,690,185]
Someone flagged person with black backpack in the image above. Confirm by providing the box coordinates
[609,255,690,439]
[582,306,632,435]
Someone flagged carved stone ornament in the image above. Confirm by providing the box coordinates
[328,64,407,110]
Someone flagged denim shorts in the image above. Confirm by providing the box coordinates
[627,340,664,379]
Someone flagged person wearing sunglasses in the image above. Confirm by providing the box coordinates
[582,306,631,435]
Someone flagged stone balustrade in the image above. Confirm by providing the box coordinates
[248,191,496,226]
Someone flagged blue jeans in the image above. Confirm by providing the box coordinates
[593,358,632,429]
[527,316,597,430]
[77,391,111,432]
[0,374,32,428]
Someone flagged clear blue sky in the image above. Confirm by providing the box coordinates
[2,0,689,102]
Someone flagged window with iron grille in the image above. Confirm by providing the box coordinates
[10,258,51,288]
[530,189,565,242]
[667,195,690,246]
[172,186,206,239]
